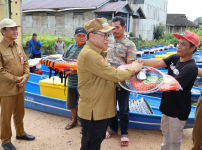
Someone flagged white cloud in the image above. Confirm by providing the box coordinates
[167,0,202,21]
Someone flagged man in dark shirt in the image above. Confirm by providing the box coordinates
[138,31,199,150]
[63,27,87,130]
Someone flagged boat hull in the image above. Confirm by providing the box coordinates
[24,87,195,130]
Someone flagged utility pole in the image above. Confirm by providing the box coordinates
[8,0,11,18]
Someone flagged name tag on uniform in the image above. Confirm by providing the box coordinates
[4,53,12,56]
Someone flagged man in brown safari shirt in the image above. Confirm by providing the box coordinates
[0,18,35,150]
[77,18,143,150]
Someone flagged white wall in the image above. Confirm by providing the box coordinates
[22,11,95,37]
[135,0,168,40]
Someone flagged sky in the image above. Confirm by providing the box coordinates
[167,0,202,21]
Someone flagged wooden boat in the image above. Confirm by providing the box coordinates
[25,72,196,130]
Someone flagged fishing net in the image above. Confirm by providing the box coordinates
[129,98,153,114]
[117,97,153,114]
[119,66,164,94]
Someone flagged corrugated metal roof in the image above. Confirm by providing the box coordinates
[94,1,128,13]
[167,14,199,28]
[130,4,146,19]
[22,0,109,10]
[131,4,139,12]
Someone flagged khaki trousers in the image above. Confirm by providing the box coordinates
[0,92,26,144]
[161,114,186,150]
[192,95,202,150]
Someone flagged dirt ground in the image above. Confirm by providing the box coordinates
[5,108,193,150]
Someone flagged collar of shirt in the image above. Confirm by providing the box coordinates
[101,51,107,58]
[86,41,103,54]
[114,36,126,43]
[1,38,17,48]
[76,42,85,48]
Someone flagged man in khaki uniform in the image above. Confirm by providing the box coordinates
[0,18,35,150]
[77,18,143,150]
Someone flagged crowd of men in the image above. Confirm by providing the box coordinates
[0,17,201,150]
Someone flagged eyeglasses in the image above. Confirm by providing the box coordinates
[93,32,110,39]
[6,27,18,31]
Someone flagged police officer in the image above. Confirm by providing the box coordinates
[0,18,35,150]
[77,18,143,150]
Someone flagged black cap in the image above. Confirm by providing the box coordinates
[75,27,87,35]
[32,33,37,36]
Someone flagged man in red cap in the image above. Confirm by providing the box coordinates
[0,18,35,150]
[137,30,200,150]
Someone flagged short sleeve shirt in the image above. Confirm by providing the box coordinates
[107,36,136,66]
[54,42,65,54]
[160,54,198,120]
[63,43,84,88]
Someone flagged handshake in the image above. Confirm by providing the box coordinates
[118,59,144,74]
[131,61,143,73]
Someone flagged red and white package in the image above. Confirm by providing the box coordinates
[158,74,182,92]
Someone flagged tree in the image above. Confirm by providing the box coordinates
[194,17,202,25]
[153,24,165,40]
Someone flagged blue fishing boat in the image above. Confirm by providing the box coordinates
[25,72,196,130]
[143,86,201,103]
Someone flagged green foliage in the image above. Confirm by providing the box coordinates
[194,17,202,25]
[129,32,134,37]
[133,27,202,50]
[23,33,75,55]
[23,27,202,54]
[153,24,165,40]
